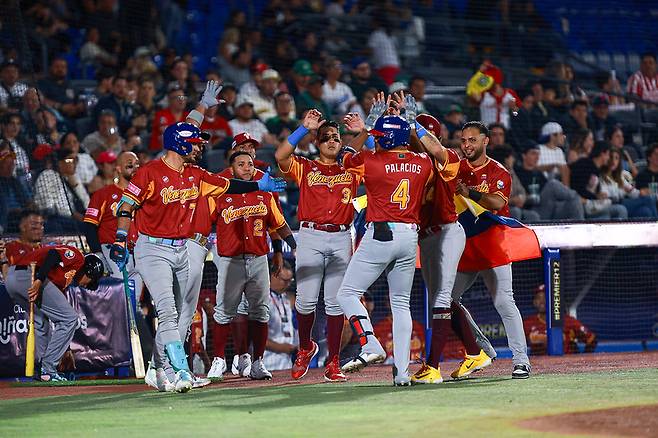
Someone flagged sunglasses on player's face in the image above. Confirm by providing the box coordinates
[320,134,340,143]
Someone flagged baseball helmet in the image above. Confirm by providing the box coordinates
[163,122,204,156]
[416,114,441,138]
[369,115,410,150]
[78,254,104,290]
[231,132,260,150]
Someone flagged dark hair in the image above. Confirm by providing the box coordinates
[112,75,128,85]
[99,109,117,119]
[641,52,656,62]
[1,112,22,125]
[462,121,489,137]
[317,120,340,139]
[409,76,425,86]
[570,99,588,111]
[595,71,613,89]
[590,140,610,159]
[19,207,43,223]
[96,68,115,81]
[228,150,253,164]
[489,145,514,165]
[60,131,78,148]
[647,143,658,158]
[604,124,623,142]
[270,259,292,275]
[569,128,592,153]
[488,122,506,133]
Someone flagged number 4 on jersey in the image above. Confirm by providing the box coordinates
[391,179,410,210]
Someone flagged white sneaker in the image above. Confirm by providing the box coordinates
[249,358,272,380]
[207,357,227,381]
[341,351,386,373]
[192,375,212,389]
[234,353,252,377]
[145,366,174,392]
[393,366,411,387]
[174,370,193,393]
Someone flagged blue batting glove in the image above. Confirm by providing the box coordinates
[109,239,129,271]
[257,171,287,193]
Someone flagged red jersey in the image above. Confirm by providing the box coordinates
[84,184,123,244]
[343,149,432,224]
[214,191,285,257]
[5,240,41,266]
[420,149,462,231]
[280,155,360,225]
[25,245,84,290]
[200,115,232,145]
[149,108,185,151]
[457,157,511,216]
[523,313,597,355]
[123,158,230,238]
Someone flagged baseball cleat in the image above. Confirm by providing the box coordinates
[232,353,252,377]
[207,357,227,382]
[393,366,411,386]
[145,366,175,392]
[249,359,272,380]
[341,350,386,373]
[191,375,212,389]
[174,370,193,393]
[512,364,531,379]
[37,372,68,382]
[291,341,319,380]
[324,355,347,383]
[411,363,443,384]
[450,349,492,379]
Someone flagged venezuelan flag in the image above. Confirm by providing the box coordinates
[455,196,541,272]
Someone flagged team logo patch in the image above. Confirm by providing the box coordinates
[226,197,232,203]
[257,195,264,200]
[162,176,169,183]
[382,123,401,129]
[188,176,194,181]
[497,180,505,189]
[86,207,99,217]
[64,249,75,259]
[111,194,118,200]
[127,182,141,196]
[179,130,194,138]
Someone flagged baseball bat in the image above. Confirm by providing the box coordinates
[122,268,145,379]
[24,262,36,377]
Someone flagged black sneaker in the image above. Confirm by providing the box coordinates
[512,364,530,379]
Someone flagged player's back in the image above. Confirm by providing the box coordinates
[362,150,433,224]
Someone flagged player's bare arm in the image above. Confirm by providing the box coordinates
[275,109,323,171]
[456,180,506,211]
[343,112,370,151]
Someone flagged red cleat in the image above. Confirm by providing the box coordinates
[291,341,318,380]
[324,355,347,383]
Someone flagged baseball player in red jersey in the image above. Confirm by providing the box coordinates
[337,114,433,386]
[275,109,363,383]
[4,209,45,267]
[452,120,531,379]
[4,246,103,381]
[206,151,293,381]
[110,81,286,393]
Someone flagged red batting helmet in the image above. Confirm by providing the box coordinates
[416,114,441,138]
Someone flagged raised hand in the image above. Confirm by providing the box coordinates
[200,80,224,109]
[301,109,323,130]
[365,91,387,130]
[343,112,365,132]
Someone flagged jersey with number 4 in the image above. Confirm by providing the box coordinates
[214,191,286,257]
[458,157,511,216]
[342,149,433,224]
[280,155,360,225]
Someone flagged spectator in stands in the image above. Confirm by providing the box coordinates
[537,122,569,184]
[82,110,124,158]
[288,59,314,98]
[222,49,252,88]
[515,142,584,221]
[488,123,510,150]
[129,76,157,141]
[523,285,597,355]
[347,87,376,121]
[544,62,587,114]
[636,143,658,199]
[248,69,281,122]
[489,145,540,222]
[37,57,85,119]
[1,113,31,183]
[510,89,538,151]
[228,96,270,144]
[0,141,32,234]
[61,131,97,188]
[0,60,28,111]
[266,92,299,140]
[408,76,429,115]
[349,58,386,102]
[217,83,237,121]
[92,76,133,134]
[168,57,198,104]
[87,68,115,108]
[442,104,465,147]
[529,80,552,124]
[238,63,268,100]
[589,94,618,141]
[295,76,331,120]
[470,63,520,129]
[563,99,590,140]
[87,150,117,194]
[79,27,118,68]
[606,126,639,177]
[149,83,187,151]
[626,53,658,104]
[596,71,626,107]
[600,147,657,219]
[567,128,594,164]
[322,58,356,117]
[32,107,62,153]
[570,141,628,220]
[367,13,400,85]
[34,148,90,232]
[263,262,297,371]
[200,106,233,148]
[298,32,321,65]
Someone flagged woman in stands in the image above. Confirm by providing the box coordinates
[567,128,594,164]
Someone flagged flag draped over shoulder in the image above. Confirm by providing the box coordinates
[455,195,541,272]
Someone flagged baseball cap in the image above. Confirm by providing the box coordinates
[234,94,254,108]
[351,57,368,70]
[521,140,540,153]
[1,59,19,70]
[592,94,610,107]
[541,122,563,137]
[389,81,407,94]
[200,131,211,142]
[308,75,324,86]
[96,150,117,164]
[251,62,269,74]
[446,104,463,115]
[231,132,260,149]
[293,59,313,76]
[483,65,503,84]
[261,69,280,81]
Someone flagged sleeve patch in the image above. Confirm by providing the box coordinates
[64,249,75,259]
[127,182,142,197]
[497,180,505,190]
[85,207,99,217]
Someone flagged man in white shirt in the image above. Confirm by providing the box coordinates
[322,58,356,116]
[537,122,569,183]
[244,69,286,123]
[228,95,270,144]
[263,262,297,371]
[367,14,400,85]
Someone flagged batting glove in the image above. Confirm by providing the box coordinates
[404,94,418,125]
[200,80,224,109]
[257,171,287,193]
[364,99,387,131]
[109,238,129,272]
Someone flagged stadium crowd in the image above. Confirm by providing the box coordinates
[2,0,658,236]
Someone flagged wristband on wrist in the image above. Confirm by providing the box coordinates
[187,109,204,125]
[116,228,128,241]
[287,125,309,146]
[415,121,428,139]
[468,189,483,202]
[272,239,283,253]
[365,135,375,149]
[117,210,131,218]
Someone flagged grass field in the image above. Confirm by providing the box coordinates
[1,363,658,437]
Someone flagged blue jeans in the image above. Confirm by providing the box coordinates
[622,196,658,219]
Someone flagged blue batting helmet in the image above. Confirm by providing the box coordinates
[369,115,410,150]
[163,122,204,156]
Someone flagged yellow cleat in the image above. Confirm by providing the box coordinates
[411,363,443,384]
[450,349,492,379]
